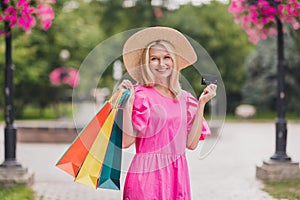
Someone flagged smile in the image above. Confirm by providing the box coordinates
[156,67,169,72]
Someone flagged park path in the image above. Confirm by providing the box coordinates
[1,121,300,199]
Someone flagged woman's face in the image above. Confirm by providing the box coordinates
[148,45,174,79]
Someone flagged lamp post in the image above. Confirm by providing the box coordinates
[227,0,300,181]
[247,0,291,162]
[0,20,21,168]
[270,17,291,161]
[0,17,33,189]
[0,0,54,186]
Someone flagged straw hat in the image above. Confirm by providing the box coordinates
[122,27,197,82]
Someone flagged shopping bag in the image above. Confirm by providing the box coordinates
[55,101,112,177]
[55,90,123,177]
[74,89,129,188]
[98,89,130,190]
[74,108,118,187]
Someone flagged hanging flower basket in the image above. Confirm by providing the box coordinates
[229,0,300,44]
[0,0,55,34]
[50,67,80,88]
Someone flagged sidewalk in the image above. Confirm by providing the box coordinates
[1,121,300,199]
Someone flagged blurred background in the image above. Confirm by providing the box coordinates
[1,0,300,120]
[1,1,300,199]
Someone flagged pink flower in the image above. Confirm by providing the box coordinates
[16,0,26,7]
[0,30,5,36]
[38,0,56,3]
[291,18,300,29]
[50,68,80,88]
[4,6,17,27]
[65,68,80,88]
[1,0,56,34]
[229,0,300,44]
[14,2,36,33]
[36,4,55,30]
[268,28,278,35]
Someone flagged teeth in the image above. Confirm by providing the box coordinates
[156,68,169,72]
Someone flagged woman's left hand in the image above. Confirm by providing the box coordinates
[199,84,217,106]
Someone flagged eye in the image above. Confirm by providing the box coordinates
[164,55,171,60]
[151,57,158,61]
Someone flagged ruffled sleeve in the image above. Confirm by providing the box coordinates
[132,85,150,133]
[186,92,211,140]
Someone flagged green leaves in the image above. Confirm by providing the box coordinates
[243,28,300,112]
[1,0,277,117]
[161,2,254,112]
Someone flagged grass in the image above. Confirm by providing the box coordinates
[0,103,73,121]
[20,103,73,120]
[20,105,58,120]
[0,184,35,200]
[1,103,300,122]
[263,180,300,200]
[226,110,300,122]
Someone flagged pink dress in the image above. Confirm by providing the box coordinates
[123,85,211,200]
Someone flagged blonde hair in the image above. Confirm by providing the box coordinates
[138,40,181,98]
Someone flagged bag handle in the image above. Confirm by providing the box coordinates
[108,88,131,109]
[109,89,126,109]
[118,89,130,108]
[108,89,121,103]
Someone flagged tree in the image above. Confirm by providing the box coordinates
[161,2,254,112]
[0,0,255,116]
[0,0,106,117]
[90,1,254,112]
[0,0,55,168]
[230,0,300,113]
[99,0,159,36]
[229,0,300,44]
[243,27,300,113]
[229,0,300,162]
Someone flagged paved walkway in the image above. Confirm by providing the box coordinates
[1,121,300,199]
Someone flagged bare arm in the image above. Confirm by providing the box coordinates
[120,80,136,148]
[186,84,217,150]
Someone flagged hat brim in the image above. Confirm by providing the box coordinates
[122,27,197,82]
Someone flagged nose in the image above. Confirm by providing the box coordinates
[159,58,166,67]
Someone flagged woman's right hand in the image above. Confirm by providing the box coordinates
[119,79,135,104]
[119,79,134,90]
[121,80,136,148]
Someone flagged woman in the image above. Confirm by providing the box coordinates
[120,27,217,200]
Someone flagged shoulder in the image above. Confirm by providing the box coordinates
[180,90,198,103]
[132,85,152,111]
[134,84,147,92]
[133,85,153,96]
[133,85,153,104]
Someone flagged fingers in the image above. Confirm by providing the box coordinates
[206,84,217,97]
[199,84,217,104]
[119,80,135,104]
[119,79,133,90]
